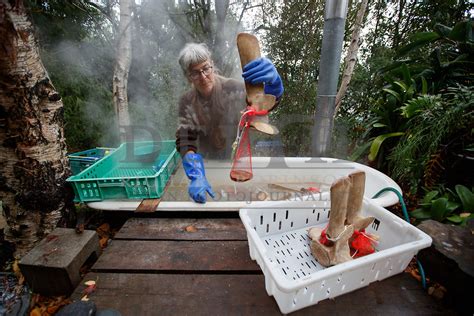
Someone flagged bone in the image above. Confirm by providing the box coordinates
[327,176,351,240]
[308,227,323,241]
[310,224,354,267]
[309,176,354,267]
[345,171,374,231]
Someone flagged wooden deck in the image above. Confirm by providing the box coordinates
[72,214,454,315]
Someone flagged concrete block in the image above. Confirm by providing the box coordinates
[19,228,101,296]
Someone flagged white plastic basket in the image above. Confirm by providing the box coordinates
[239,198,432,314]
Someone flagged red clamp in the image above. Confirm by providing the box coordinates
[246,106,268,117]
[239,106,268,127]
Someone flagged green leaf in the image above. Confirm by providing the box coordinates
[368,132,405,161]
[423,190,439,204]
[431,197,448,221]
[411,208,432,219]
[401,99,422,118]
[446,201,460,213]
[373,123,387,128]
[348,141,372,162]
[455,185,474,211]
[434,23,452,37]
[383,88,401,103]
[446,215,463,224]
[393,81,408,93]
[448,21,471,42]
[397,32,440,57]
[377,61,405,75]
[401,64,411,87]
[421,76,428,95]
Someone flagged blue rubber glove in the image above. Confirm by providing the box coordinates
[242,57,284,98]
[182,153,216,203]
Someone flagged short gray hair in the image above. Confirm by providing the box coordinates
[178,43,212,75]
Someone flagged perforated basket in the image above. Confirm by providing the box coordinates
[239,197,432,314]
[68,147,115,175]
[67,141,180,202]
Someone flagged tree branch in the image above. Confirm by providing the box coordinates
[334,0,369,117]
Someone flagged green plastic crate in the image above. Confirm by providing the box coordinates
[68,147,115,175]
[67,141,180,202]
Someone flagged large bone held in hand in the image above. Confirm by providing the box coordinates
[237,33,278,135]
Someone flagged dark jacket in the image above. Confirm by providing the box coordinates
[176,75,280,159]
[176,76,246,159]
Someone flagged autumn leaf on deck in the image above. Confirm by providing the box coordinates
[185,225,198,233]
[97,223,111,238]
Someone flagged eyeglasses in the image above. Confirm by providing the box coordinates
[189,65,213,80]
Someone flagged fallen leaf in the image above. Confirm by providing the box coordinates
[75,223,85,234]
[97,223,111,238]
[84,280,96,286]
[47,305,60,314]
[29,294,70,316]
[460,212,471,218]
[99,237,109,249]
[81,295,90,301]
[185,225,198,233]
[12,259,20,276]
[410,269,421,282]
[12,260,24,284]
[30,293,41,306]
[429,285,447,300]
[428,286,435,295]
[29,307,42,316]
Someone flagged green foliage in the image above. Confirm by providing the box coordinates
[25,0,105,44]
[353,20,473,196]
[26,0,117,151]
[351,64,420,166]
[389,86,473,192]
[412,185,474,225]
[261,1,325,156]
[456,184,474,212]
[396,20,474,92]
[340,1,472,161]
[162,0,244,76]
[368,132,404,162]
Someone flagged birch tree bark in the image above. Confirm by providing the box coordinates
[0,0,70,256]
[214,0,230,72]
[113,0,133,138]
[334,0,369,117]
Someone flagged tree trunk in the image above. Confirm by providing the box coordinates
[113,0,132,139]
[214,0,230,72]
[334,0,369,117]
[167,0,244,77]
[0,0,70,257]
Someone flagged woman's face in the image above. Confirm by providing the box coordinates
[188,60,215,98]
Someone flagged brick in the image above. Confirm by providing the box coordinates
[19,228,101,296]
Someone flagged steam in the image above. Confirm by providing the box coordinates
[40,1,277,151]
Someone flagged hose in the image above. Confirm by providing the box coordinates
[372,187,427,289]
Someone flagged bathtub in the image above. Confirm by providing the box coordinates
[87,157,402,211]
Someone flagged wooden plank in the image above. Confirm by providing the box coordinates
[135,198,161,213]
[115,218,247,240]
[72,273,453,316]
[92,240,259,272]
[73,273,281,315]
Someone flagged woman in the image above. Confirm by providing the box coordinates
[176,43,283,203]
